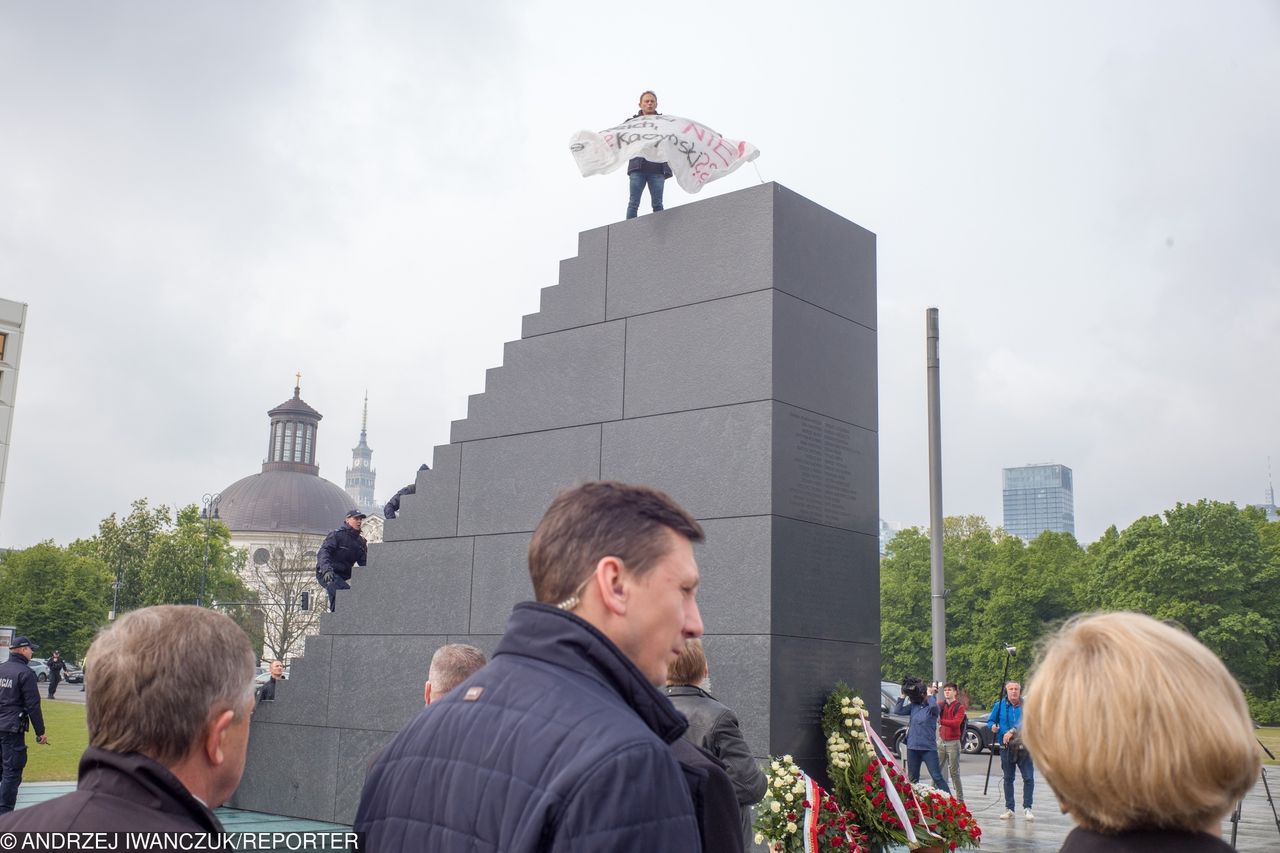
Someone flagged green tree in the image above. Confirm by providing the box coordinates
[1088,500,1275,694]
[137,505,250,608]
[0,542,112,661]
[94,499,170,614]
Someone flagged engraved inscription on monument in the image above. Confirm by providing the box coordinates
[777,407,859,529]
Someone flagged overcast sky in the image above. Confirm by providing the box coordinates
[2,1,1277,549]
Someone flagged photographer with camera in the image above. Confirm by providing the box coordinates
[990,680,1034,821]
[892,677,950,793]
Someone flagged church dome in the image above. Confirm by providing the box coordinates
[216,380,356,537]
[217,469,354,536]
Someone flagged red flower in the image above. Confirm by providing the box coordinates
[802,800,811,809]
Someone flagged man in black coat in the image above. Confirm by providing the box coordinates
[668,638,768,850]
[256,660,285,705]
[357,481,706,852]
[0,637,47,814]
[0,606,255,831]
[316,510,368,612]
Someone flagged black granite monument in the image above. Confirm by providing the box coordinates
[230,182,880,823]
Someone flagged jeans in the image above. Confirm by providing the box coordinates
[0,730,28,814]
[626,171,665,219]
[937,739,964,800]
[1000,747,1035,810]
[906,747,950,793]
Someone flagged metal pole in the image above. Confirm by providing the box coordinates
[926,308,946,684]
[200,493,221,607]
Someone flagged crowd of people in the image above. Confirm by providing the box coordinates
[0,481,1266,853]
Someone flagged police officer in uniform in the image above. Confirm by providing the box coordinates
[0,637,48,814]
[316,510,368,612]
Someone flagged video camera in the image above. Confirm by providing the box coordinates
[901,675,928,705]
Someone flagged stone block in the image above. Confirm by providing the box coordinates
[771,518,879,644]
[470,532,535,635]
[457,425,602,536]
[328,634,448,733]
[623,291,772,419]
[384,444,461,541]
[522,226,608,337]
[231,721,338,822]
[252,634,332,726]
[695,516,771,635]
[772,403,878,534]
[325,538,474,637]
[773,184,877,328]
[769,636,879,783]
[702,634,771,760]
[451,321,625,442]
[601,402,772,520]
[334,729,398,825]
[773,291,877,431]
[606,183,775,319]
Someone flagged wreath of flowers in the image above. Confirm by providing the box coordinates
[752,754,866,853]
[754,685,982,852]
[822,683,981,851]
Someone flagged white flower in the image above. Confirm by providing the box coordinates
[844,718,853,727]
[785,793,794,803]
[783,754,793,763]
[841,696,850,706]
[771,760,781,772]
[786,822,798,834]
[771,801,781,814]
[754,834,764,845]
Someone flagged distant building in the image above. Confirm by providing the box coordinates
[214,381,381,661]
[0,299,27,524]
[344,393,379,517]
[1250,477,1278,522]
[1002,463,1075,540]
[879,518,896,555]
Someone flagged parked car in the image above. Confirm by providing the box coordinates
[64,665,84,684]
[962,710,996,754]
[26,660,50,682]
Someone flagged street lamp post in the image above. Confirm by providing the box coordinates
[199,493,222,607]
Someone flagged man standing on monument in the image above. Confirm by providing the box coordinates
[357,481,704,851]
[625,90,673,220]
[0,637,46,815]
[316,509,367,612]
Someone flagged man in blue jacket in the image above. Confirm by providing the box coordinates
[356,481,705,852]
[315,510,367,612]
[990,680,1035,821]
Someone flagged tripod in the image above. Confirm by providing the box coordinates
[1229,739,1280,848]
[983,646,1017,796]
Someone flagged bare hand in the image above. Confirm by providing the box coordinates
[991,724,999,734]
[36,735,48,745]
[1002,731,1013,745]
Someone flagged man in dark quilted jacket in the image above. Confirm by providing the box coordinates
[357,481,705,852]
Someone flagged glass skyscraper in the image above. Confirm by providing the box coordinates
[1002,463,1075,540]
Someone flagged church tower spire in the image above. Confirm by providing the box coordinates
[345,392,378,515]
